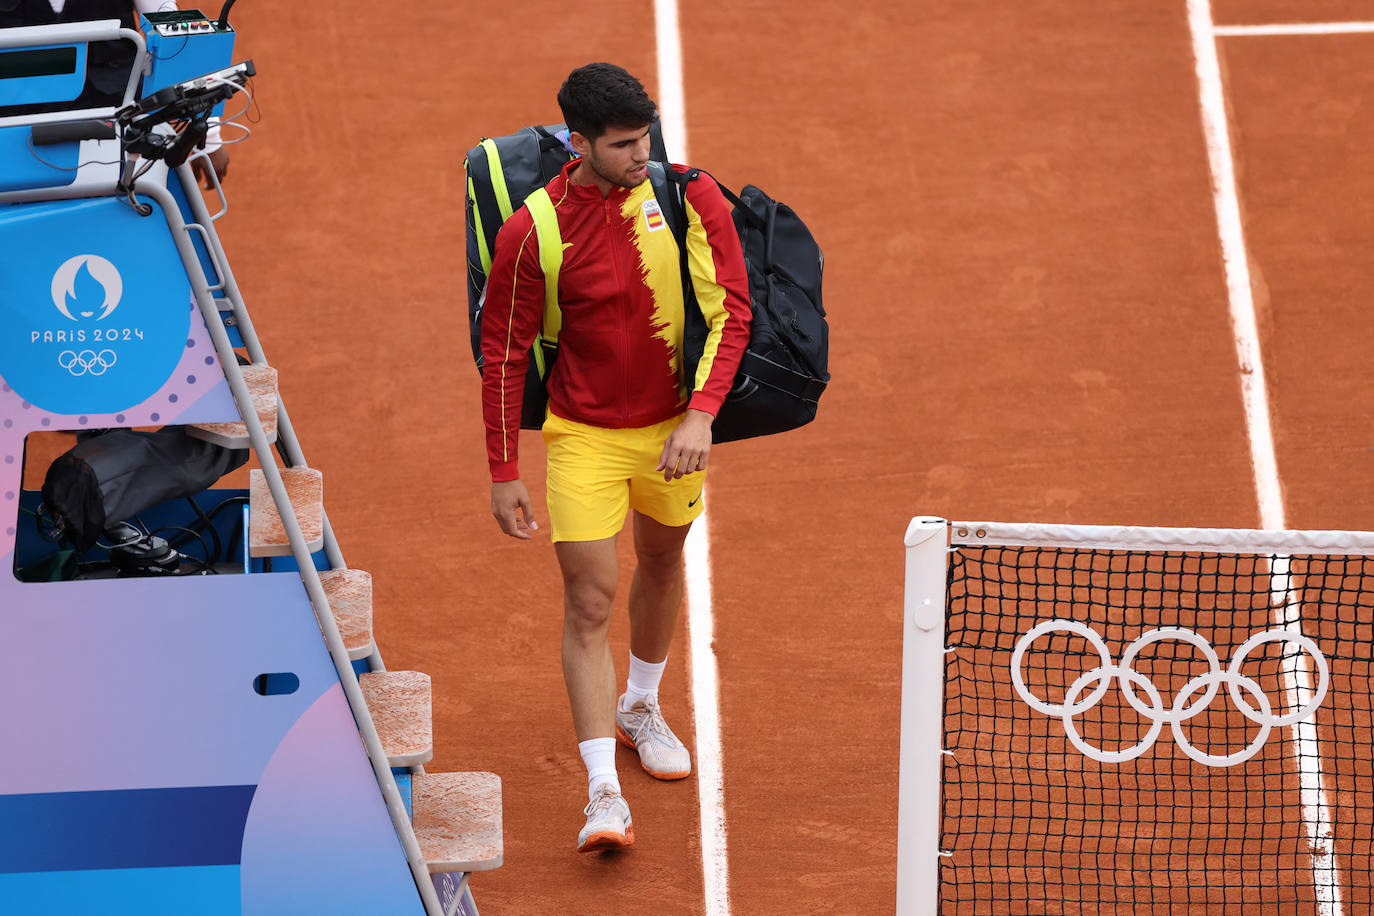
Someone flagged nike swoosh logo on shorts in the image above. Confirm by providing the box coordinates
[688,495,701,508]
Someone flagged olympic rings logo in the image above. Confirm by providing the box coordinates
[57,349,117,377]
[1010,621,1329,768]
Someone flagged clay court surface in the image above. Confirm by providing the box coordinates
[123,0,1374,911]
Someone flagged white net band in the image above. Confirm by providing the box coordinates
[949,520,1374,555]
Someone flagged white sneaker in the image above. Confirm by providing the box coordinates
[577,784,635,853]
[616,694,691,780]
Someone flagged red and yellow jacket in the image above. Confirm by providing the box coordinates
[481,160,752,481]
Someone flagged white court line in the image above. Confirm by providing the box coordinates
[685,518,729,916]
[654,1,731,914]
[1185,3,1344,913]
[1216,22,1374,36]
[655,0,689,163]
[1185,0,1284,528]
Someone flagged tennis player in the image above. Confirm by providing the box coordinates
[481,63,751,852]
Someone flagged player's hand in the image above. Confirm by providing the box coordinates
[191,147,230,188]
[492,479,539,539]
[657,409,713,481]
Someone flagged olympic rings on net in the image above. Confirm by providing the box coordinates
[1010,620,1329,768]
[57,349,117,377]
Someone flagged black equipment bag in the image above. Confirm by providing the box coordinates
[466,122,669,429]
[649,163,829,443]
[41,428,249,553]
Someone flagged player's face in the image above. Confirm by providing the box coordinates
[578,124,652,190]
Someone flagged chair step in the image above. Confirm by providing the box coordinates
[187,364,278,448]
[359,670,433,767]
[413,772,503,873]
[248,467,324,558]
[317,569,375,661]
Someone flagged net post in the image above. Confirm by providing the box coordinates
[896,516,949,916]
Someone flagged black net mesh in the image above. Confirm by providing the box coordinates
[940,544,1374,914]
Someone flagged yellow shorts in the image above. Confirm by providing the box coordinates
[542,412,706,543]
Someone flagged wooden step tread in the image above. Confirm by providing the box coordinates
[188,364,278,448]
[318,569,375,661]
[248,467,324,558]
[359,670,433,767]
[413,771,503,873]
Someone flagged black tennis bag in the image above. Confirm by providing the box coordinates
[41,428,249,553]
[466,123,573,369]
[465,123,669,428]
[651,164,829,443]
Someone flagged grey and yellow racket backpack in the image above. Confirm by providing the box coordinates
[464,123,668,429]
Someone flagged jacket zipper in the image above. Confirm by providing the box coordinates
[605,195,632,424]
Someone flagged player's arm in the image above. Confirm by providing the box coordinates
[681,172,751,418]
[482,210,546,537]
[657,171,752,480]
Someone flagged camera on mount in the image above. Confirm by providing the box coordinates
[116,59,254,167]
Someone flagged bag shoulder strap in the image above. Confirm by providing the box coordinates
[480,137,517,221]
[465,140,506,277]
[647,161,691,247]
[647,162,697,310]
[651,162,763,230]
[523,188,564,373]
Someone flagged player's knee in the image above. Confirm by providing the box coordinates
[634,541,685,579]
[563,583,614,634]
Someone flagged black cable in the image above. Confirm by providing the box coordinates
[198,494,250,567]
[119,158,156,216]
[216,0,239,30]
[150,34,190,61]
[162,495,251,568]
[242,77,262,124]
[172,496,223,564]
[149,525,213,574]
[222,501,247,565]
[24,134,123,171]
[206,495,250,516]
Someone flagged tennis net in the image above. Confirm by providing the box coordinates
[897,519,1374,915]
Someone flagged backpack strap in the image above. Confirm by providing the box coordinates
[648,162,763,291]
[467,137,518,278]
[485,138,517,273]
[466,171,499,277]
[647,161,689,244]
[650,162,721,393]
[481,137,517,221]
[647,161,697,306]
[524,187,564,376]
[705,178,764,229]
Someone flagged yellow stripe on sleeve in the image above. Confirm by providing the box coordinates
[683,196,731,392]
[498,223,539,462]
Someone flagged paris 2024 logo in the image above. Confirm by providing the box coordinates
[0,247,190,415]
[46,255,127,377]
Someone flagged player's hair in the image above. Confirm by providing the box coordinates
[557,63,657,141]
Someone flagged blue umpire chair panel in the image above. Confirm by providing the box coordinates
[0,15,498,916]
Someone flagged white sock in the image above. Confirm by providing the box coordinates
[621,653,667,710]
[578,737,620,799]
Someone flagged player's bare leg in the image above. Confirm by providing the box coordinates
[627,511,691,665]
[556,535,620,742]
[618,512,694,779]
[555,536,636,851]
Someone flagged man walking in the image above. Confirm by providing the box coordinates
[481,62,751,852]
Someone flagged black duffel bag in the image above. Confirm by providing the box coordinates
[650,163,829,443]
